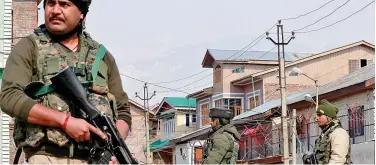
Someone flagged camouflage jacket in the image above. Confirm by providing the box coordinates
[202,124,241,164]
[11,24,119,157]
[313,119,351,164]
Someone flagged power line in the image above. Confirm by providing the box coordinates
[281,0,337,21]
[149,24,277,85]
[151,69,210,84]
[296,0,375,34]
[293,0,351,32]
[120,73,191,94]
[122,1,372,94]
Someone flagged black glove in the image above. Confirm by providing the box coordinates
[302,154,312,164]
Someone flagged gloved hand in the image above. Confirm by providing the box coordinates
[302,154,312,164]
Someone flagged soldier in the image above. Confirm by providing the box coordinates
[303,99,351,164]
[0,0,131,164]
[202,108,241,164]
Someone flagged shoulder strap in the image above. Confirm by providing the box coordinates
[91,44,107,82]
[13,147,22,164]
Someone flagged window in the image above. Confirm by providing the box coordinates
[232,66,244,73]
[192,114,197,123]
[249,95,260,110]
[201,103,210,126]
[360,59,367,67]
[349,59,373,73]
[163,116,175,137]
[186,114,190,127]
[348,105,365,137]
[214,99,225,108]
[214,65,222,83]
[349,60,359,73]
[214,98,242,116]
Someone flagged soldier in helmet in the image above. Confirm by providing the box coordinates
[202,108,241,164]
[0,0,131,164]
[303,99,351,164]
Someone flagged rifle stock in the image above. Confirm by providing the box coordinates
[50,67,137,164]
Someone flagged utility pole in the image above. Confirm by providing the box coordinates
[292,109,297,164]
[136,83,156,165]
[266,20,295,165]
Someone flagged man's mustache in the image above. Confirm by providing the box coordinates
[49,16,64,22]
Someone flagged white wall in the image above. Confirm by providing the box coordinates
[175,140,205,165]
[175,143,192,165]
[351,140,375,164]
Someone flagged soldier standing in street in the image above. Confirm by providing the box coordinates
[202,108,241,164]
[0,0,131,164]
[303,99,351,164]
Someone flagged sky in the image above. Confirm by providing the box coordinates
[38,0,375,106]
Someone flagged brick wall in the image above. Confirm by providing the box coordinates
[264,83,315,102]
[12,0,38,45]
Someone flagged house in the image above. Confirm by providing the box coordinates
[176,40,374,164]
[232,40,375,102]
[125,99,157,164]
[234,63,375,164]
[149,97,197,164]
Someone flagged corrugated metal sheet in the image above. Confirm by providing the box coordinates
[207,49,312,62]
[164,97,196,108]
[233,91,307,120]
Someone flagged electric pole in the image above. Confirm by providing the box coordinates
[136,83,156,165]
[266,20,295,165]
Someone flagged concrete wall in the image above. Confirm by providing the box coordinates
[222,63,274,94]
[175,143,192,164]
[175,110,196,137]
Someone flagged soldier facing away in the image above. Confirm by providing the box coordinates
[303,99,351,164]
[202,108,241,164]
[0,0,131,164]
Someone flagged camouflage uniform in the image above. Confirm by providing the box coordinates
[312,119,351,164]
[304,100,351,164]
[202,108,241,164]
[12,24,118,158]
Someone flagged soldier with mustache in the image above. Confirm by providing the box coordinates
[0,0,131,164]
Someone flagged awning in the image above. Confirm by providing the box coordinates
[143,139,169,152]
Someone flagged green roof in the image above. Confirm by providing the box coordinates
[144,139,169,152]
[164,97,196,108]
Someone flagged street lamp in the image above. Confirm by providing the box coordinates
[289,67,319,110]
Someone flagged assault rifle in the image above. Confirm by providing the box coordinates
[49,66,137,164]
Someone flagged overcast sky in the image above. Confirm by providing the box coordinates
[38,0,375,106]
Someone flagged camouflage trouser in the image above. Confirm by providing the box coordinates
[27,155,89,164]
